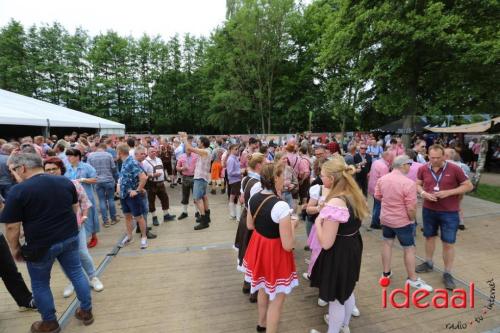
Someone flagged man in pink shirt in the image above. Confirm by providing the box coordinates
[239,137,258,171]
[375,155,432,291]
[368,151,393,229]
[175,138,198,220]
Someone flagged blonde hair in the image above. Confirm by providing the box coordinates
[248,152,265,170]
[274,151,285,162]
[322,156,369,220]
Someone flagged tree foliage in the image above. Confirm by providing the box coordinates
[0,0,497,134]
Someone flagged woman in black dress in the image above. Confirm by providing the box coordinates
[309,157,368,333]
[243,163,298,333]
[234,153,266,302]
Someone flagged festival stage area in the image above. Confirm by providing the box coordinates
[1,184,499,333]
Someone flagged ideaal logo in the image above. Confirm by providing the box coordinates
[445,279,496,330]
[379,277,474,309]
[379,277,496,330]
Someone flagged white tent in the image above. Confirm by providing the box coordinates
[0,89,125,135]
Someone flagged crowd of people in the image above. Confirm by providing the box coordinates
[0,130,476,333]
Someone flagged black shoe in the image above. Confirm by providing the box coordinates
[194,221,209,230]
[221,188,226,194]
[458,224,465,230]
[146,231,157,239]
[194,215,209,230]
[242,281,251,294]
[210,189,216,195]
[195,211,200,219]
[256,325,266,332]
[415,261,433,273]
[152,216,159,226]
[304,245,310,251]
[443,273,456,290]
[163,214,176,222]
[443,273,457,290]
[177,178,182,184]
[178,212,188,220]
[249,292,258,303]
[19,298,37,312]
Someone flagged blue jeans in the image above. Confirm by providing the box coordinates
[422,208,460,244]
[142,194,149,222]
[27,235,91,321]
[95,181,116,222]
[282,191,294,209]
[78,226,96,280]
[305,215,314,238]
[382,224,416,247]
[371,197,381,227]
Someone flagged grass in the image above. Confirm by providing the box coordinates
[468,183,500,204]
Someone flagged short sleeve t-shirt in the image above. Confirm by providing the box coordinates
[417,162,469,212]
[0,174,78,249]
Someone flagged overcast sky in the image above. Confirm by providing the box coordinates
[0,0,227,38]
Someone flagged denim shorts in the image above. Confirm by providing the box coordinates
[382,223,415,247]
[120,193,146,217]
[422,207,459,244]
[193,179,208,200]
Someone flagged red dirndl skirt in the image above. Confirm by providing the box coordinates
[242,231,298,300]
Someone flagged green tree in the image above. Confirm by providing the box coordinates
[0,20,29,95]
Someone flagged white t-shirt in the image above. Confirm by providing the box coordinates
[309,184,322,200]
[142,157,165,182]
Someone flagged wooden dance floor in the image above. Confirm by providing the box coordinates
[1,184,499,333]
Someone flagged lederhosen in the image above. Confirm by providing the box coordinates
[235,176,260,268]
[145,160,169,212]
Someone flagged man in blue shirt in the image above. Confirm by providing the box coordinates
[1,153,93,333]
[117,144,150,249]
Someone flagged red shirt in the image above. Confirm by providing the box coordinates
[417,162,468,212]
[326,141,340,154]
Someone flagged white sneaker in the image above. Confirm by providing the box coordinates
[302,272,310,281]
[90,277,104,292]
[322,314,350,333]
[352,305,360,317]
[407,277,433,292]
[310,330,321,333]
[318,298,328,307]
[63,284,74,298]
[118,235,133,248]
[341,326,351,333]
[140,237,148,249]
[305,258,311,265]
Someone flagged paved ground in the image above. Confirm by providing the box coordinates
[1,179,499,333]
[480,173,500,187]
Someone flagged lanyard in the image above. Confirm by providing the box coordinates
[429,162,447,191]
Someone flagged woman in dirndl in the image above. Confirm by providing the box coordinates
[234,153,266,302]
[309,157,368,333]
[243,162,298,333]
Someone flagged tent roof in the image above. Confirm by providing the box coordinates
[0,89,125,130]
[425,116,500,134]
